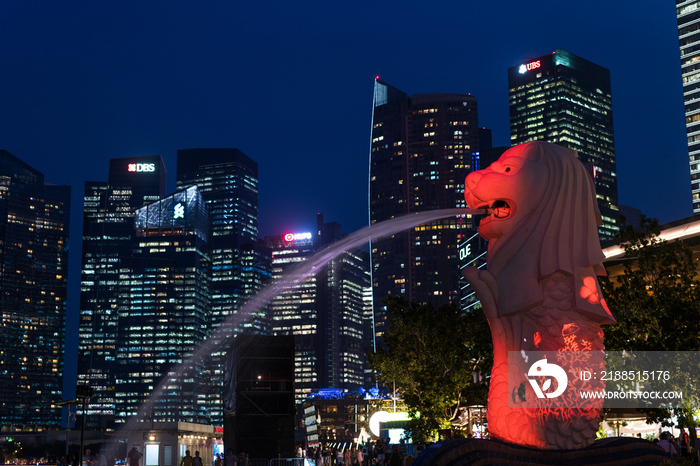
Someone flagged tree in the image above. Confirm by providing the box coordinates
[600,215,700,442]
[367,296,492,442]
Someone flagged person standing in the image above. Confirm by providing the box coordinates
[180,450,193,466]
[657,433,677,458]
[224,449,237,466]
[375,439,385,466]
[387,445,402,466]
[84,448,96,466]
[127,448,142,466]
[193,452,203,466]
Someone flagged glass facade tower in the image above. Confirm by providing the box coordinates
[677,1,700,213]
[114,186,212,424]
[508,49,619,242]
[176,149,270,426]
[0,150,71,427]
[265,216,370,403]
[369,79,478,337]
[79,155,166,429]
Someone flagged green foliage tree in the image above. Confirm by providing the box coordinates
[600,215,700,443]
[367,296,492,442]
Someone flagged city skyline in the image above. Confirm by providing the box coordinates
[0,1,692,415]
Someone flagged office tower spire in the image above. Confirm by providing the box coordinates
[369,79,478,337]
[677,1,700,213]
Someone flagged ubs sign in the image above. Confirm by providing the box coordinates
[127,163,156,173]
[518,60,541,74]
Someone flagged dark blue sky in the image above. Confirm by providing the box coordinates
[0,1,689,401]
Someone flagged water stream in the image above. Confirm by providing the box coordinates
[109,207,484,455]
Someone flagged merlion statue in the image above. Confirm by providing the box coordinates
[462,141,615,449]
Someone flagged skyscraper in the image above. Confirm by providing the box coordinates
[677,1,700,213]
[0,150,71,427]
[265,215,371,403]
[508,49,619,241]
[176,148,270,426]
[369,79,478,336]
[79,155,166,429]
[115,186,211,424]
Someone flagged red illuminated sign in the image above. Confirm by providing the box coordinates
[284,232,312,242]
[518,60,542,74]
[215,427,224,433]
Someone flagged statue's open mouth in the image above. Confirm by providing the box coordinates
[490,200,511,219]
[474,199,512,226]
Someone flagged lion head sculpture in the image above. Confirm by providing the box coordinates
[464,141,615,324]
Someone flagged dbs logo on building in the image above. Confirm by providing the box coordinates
[128,163,156,173]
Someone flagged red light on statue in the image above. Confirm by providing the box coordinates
[284,233,294,242]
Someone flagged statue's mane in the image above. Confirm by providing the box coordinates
[486,142,613,323]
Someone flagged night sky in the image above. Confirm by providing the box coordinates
[0,1,689,402]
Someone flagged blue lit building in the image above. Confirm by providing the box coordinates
[0,150,71,427]
[114,186,212,424]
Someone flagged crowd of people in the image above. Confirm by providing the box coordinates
[296,438,413,466]
[653,430,693,461]
[54,446,249,466]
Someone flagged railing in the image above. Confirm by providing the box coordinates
[249,459,271,466]
[270,458,314,466]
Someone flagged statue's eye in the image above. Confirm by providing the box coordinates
[505,167,511,173]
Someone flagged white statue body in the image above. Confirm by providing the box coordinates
[462,142,615,449]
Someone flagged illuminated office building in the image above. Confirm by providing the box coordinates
[265,215,370,403]
[176,149,270,426]
[0,150,71,427]
[508,49,619,241]
[677,1,700,213]
[79,155,166,429]
[114,186,211,424]
[369,79,478,337]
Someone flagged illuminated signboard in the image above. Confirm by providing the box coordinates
[284,232,312,242]
[127,163,156,173]
[173,203,185,219]
[459,243,472,261]
[518,60,541,74]
[369,411,412,437]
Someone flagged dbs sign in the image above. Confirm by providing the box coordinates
[128,163,156,173]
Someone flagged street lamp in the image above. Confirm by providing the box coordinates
[55,400,78,456]
[76,384,94,466]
